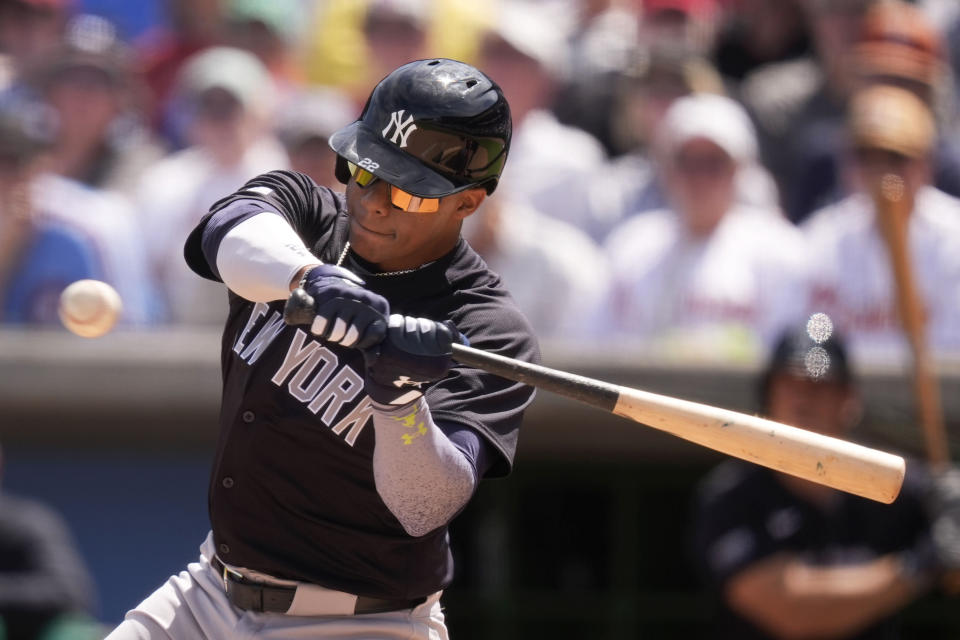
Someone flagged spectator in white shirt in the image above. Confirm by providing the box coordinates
[136,47,288,324]
[603,93,808,361]
[804,84,960,363]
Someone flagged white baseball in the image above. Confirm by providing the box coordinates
[58,279,123,338]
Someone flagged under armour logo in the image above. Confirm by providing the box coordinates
[392,376,424,389]
[382,110,417,148]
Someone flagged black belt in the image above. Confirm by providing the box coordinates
[211,555,425,615]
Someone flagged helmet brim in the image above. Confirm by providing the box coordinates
[329,120,465,198]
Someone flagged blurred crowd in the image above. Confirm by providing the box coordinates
[2,0,960,369]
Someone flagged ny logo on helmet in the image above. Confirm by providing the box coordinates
[382,110,417,148]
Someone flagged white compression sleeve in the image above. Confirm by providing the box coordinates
[371,399,477,537]
[215,208,318,302]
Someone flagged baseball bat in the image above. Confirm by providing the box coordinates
[872,173,950,469]
[284,289,905,504]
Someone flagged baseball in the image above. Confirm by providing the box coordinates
[58,279,122,338]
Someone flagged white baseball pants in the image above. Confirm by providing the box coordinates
[105,533,449,639]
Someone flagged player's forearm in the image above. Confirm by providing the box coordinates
[371,398,476,537]
[727,553,923,639]
[214,209,319,302]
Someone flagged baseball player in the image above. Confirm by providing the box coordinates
[690,323,960,639]
[106,58,539,639]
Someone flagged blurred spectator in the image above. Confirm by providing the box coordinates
[0,0,70,80]
[711,0,811,82]
[739,0,878,218]
[0,88,102,325]
[551,0,640,155]
[363,0,429,84]
[462,194,610,341]
[785,0,960,223]
[137,46,287,324]
[222,0,303,93]
[804,85,960,363]
[590,46,779,243]
[274,87,357,189]
[478,2,608,240]
[602,94,807,360]
[690,323,960,639]
[638,0,719,58]
[0,444,102,640]
[28,14,165,200]
[136,0,223,137]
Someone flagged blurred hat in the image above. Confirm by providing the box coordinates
[274,88,357,149]
[656,93,757,163]
[853,1,943,87]
[761,316,854,401]
[175,47,273,114]
[226,0,302,42]
[0,88,57,159]
[485,1,574,75]
[32,14,130,88]
[847,84,935,158]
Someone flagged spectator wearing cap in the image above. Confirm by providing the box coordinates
[136,46,288,324]
[690,321,960,639]
[784,0,960,223]
[592,47,779,244]
[602,94,808,360]
[273,87,357,189]
[30,14,166,200]
[804,84,960,362]
[0,88,102,325]
[222,0,304,95]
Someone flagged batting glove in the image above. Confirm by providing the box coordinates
[363,314,466,406]
[301,264,389,349]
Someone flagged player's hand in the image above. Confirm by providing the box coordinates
[362,314,466,406]
[300,264,389,349]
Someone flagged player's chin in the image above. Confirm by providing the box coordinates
[349,219,397,258]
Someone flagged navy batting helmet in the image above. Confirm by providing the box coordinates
[329,58,511,198]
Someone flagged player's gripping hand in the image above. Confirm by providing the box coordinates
[362,314,467,406]
[301,264,389,349]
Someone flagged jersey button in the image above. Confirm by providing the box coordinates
[241,411,255,423]
[219,543,230,555]
[222,477,234,488]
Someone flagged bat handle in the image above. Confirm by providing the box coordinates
[284,288,316,326]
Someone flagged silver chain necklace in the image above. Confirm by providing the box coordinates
[336,241,426,277]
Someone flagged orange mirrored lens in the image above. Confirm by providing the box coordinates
[347,162,440,212]
[390,188,439,213]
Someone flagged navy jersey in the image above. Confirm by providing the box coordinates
[690,460,931,640]
[184,170,539,600]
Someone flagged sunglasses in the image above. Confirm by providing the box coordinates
[347,162,440,213]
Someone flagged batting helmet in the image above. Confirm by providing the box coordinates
[329,58,511,198]
[759,320,854,411]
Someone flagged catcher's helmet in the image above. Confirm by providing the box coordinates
[329,58,511,198]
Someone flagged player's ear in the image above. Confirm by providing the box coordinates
[451,189,486,220]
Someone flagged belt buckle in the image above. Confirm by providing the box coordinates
[221,561,245,592]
